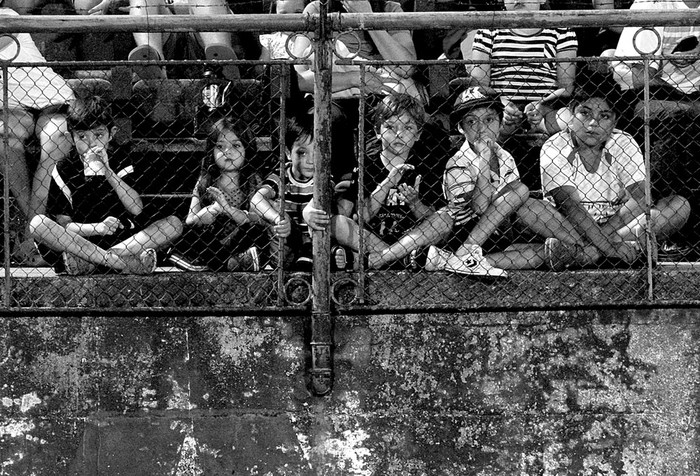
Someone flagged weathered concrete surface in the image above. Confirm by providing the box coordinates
[1,308,700,475]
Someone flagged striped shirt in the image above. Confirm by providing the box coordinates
[259,163,314,228]
[473,28,578,102]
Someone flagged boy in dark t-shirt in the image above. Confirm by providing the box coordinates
[29,95,183,275]
[318,93,451,269]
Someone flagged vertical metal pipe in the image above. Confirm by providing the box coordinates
[2,62,11,308]
[641,56,654,300]
[276,67,288,307]
[310,0,334,396]
[356,66,366,304]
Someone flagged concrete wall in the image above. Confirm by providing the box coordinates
[1,308,699,475]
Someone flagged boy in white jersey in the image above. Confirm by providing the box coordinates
[426,86,583,277]
[541,77,691,270]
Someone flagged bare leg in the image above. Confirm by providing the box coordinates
[190,0,240,79]
[485,243,547,270]
[455,182,528,256]
[1,109,34,217]
[330,214,387,268]
[30,113,72,220]
[614,195,691,242]
[29,214,124,268]
[109,215,184,255]
[369,209,453,268]
[129,0,167,58]
[516,197,584,246]
[30,215,183,269]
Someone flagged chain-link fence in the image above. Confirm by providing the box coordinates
[2,12,700,311]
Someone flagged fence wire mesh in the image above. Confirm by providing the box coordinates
[1,20,699,311]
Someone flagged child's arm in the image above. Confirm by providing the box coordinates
[363,163,414,222]
[63,215,125,237]
[250,186,291,237]
[470,141,497,215]
[185,185,221,226]
[302,201,330,231]
[207,186,253,225]
[101,152,143,216]
[398,174,434,220]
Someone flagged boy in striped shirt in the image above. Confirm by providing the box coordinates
[251,113,323,271]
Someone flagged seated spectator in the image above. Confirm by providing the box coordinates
[250,112,329,271]
[318,93,450,270]
[28,95,183,275]
[167,115,266,272]
[469,0,578,189]
[613,0,700,122]
[425,86,584,277]
[291,0,422,182]
[128,0,241,80]
[540,76,691,270]
[1,1,74,265]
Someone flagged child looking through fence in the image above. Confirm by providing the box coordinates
[425,86,584,277]
[167,116,265,272]
[250,112,329,271]
[540,76,691,270]
[317,93,450,270]
[29,95,183,275]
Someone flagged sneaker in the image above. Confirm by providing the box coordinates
[169,253,209,272]
[62,252,97,276]
[445,244,508,278]
[658,241,691,261]
[544,238,588,271]
[119,248,157,275]
[424,245,451,272]
[227,246,260,272]
[331,245,348,271]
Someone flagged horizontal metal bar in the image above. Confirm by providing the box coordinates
[2,10,700,34]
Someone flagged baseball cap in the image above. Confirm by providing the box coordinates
[451,86,504,124]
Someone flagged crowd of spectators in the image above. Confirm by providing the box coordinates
[1,0,697,273]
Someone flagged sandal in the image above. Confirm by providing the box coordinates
[128,45,166,81]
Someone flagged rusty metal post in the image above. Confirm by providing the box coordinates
[309,0,334,396]
[1,36,18,308]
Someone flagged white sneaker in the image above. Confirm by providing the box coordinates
[424,245,451,272]
[445,244,508,278]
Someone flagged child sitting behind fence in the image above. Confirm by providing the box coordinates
[540,76,691,270]
[321,93,450,270]
[250,112,327,271]
[29,95,183,275]
[167,116,265,271]
[425,86,584,277]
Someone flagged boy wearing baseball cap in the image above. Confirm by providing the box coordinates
[425,86,583,276]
